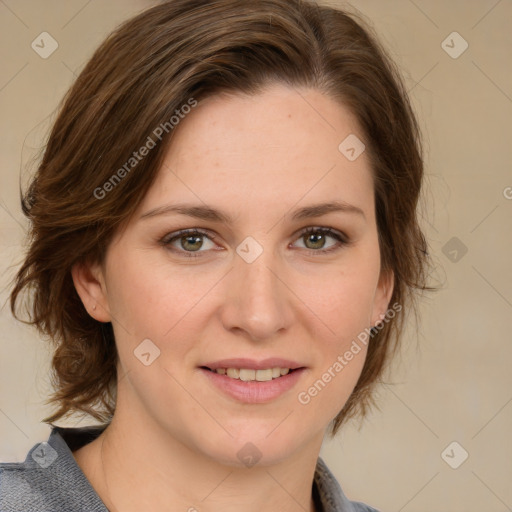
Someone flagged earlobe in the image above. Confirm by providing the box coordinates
[71,260,111,322]
[371,269,395,327]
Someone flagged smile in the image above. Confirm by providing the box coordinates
[203,367,293,381]
[199,366,306,403]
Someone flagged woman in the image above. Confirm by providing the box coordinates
[1,0,431,510]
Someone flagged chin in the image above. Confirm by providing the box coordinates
[192,421,315,469]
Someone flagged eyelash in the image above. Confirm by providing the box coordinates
[159,227,349,259]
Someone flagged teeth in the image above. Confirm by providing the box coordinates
[226,368,239,379]
[239,369,255,381]
[215,367,292,381]
[255,369,273,382]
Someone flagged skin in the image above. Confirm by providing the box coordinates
[72,83,393,512]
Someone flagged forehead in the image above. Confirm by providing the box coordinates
[138,84,374,220]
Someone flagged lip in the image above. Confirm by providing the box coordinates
[199,366,307,404]
[200,358,304,371]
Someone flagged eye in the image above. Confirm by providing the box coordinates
[292,226,348,254]
[160,228,218,258]
[160,226,349,259]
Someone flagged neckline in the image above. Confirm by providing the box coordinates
[53,423,108,452]
[50,424,355,512]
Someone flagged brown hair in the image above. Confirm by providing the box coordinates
[10,0,433,435]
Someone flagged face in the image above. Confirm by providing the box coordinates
[74,83,393,467]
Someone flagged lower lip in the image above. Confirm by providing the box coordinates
[199,368,306,404]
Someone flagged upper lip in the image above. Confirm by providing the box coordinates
[200,358,305,371]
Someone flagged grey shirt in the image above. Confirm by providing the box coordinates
[0,425,379,511]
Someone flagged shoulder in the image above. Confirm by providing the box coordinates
[0,459,56,512]
[0,425,108,512]
[314,457,381,512]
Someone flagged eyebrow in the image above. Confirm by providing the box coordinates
[139,200,366,223]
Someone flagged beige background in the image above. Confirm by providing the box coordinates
[1,1,511,511]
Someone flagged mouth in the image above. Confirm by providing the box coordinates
[198,358,307,403]
[200,366,301,382]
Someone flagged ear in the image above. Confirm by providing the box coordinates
[370,268,395,327]
[71,260,111,323]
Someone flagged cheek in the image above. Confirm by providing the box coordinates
[308,260,380,338]
[296,276,372,417]
[105,248,217,339]
[299,248,379,406]
[296,338,368,422]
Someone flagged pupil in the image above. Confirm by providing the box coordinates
[182,235,203,251]
[306,232,324,249]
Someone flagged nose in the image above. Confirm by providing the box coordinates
[220,247,294,342]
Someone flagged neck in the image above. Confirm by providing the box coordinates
[74,396,324,512]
